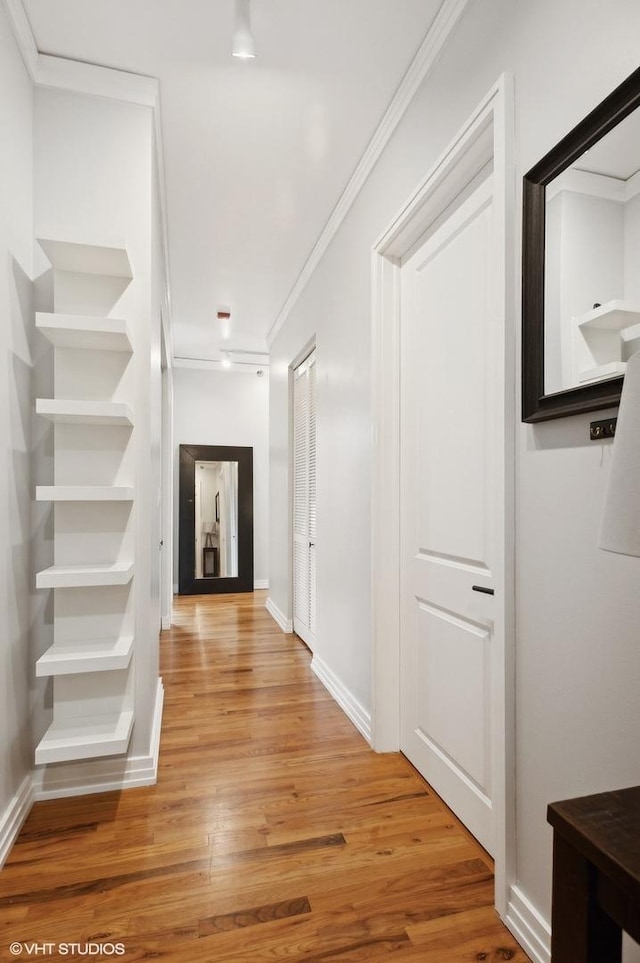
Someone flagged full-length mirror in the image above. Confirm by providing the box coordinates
[194,460,239,580]
[522,67,640,422]
[179,445,253,594]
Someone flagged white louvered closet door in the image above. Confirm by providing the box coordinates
[293,350,316,649]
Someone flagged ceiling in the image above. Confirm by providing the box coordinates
[22,0,444,364]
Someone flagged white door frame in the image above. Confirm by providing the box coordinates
[160,316,173,630]
[370,74,516,916]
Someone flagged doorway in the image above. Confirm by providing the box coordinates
[400,176,498,854]
[292,348,317,650]
[371,75,515,913]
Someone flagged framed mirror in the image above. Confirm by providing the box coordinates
[522,67,640,422]
[178,444,254,594]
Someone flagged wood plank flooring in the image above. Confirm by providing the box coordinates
[0,591,529,961]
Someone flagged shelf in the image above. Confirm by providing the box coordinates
[36,313,133,352]
[36,636,134,677]
[37,238,132,278]
[36,399,133,426]
[577,300,640,331]
[579,361,627,383]
[36,486,134,502]
[35,709,134,765]
[36,562,134,589]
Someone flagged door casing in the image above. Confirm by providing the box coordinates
[370,74,516,916]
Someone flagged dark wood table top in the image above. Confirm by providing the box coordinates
[548,786,640,906]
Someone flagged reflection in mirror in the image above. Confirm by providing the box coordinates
[545,108,640,395]
[194,461,238,579]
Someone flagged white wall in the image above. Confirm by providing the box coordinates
[33,87,163,780]
[0,0,34,862]
[269,0,640,958]
[172,367,269,587]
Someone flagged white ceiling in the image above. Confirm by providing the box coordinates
[22,0,443,363]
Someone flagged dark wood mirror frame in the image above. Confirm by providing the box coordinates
[178,444,254,595]
[522,67,640,423]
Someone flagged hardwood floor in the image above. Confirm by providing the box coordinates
[0,591,529,961]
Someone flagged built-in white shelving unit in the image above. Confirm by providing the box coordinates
[35,237,136,766]
[36,486,134,501]
[37,237,133,278]
[36,636,134,677]
[36,399,133,426]
[575,300,640,385]
[35,711,135,765]
[36,562,134,590]
[579,361,628,383]
[36,312,133,352]
[576,300,640,331]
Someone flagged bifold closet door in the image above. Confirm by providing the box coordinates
[293,350,316,649]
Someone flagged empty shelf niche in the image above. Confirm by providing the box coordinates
[36,313,133,352]
[36,486,134,502]
[35,710,134,765]
[36,399,133,426]
[36,562,134,589]
[36,635,134,677]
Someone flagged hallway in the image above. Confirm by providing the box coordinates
[0,592,528,961]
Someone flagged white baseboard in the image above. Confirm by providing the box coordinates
[254,579,269,590]
[505,885,551,963]
[161,615,171,630]
[173,583,178,594]
[265,596,293,634]
[32,679,165,801]
[0,774,34,868]
[311,654,372,744]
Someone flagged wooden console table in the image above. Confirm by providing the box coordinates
[547,787,640,962]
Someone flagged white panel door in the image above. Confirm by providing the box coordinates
[400,177,501,854]
[293,350,317,649]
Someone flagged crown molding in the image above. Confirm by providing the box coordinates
[173,356,269,374]
[266,0,471,347]
[3,0,38,79]
[37,53,159,107]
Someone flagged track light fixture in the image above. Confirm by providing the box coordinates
[232,0,256,60]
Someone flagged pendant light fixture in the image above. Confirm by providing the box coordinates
[232,0,256,60]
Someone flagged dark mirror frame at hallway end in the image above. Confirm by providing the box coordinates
[178,444,254,595]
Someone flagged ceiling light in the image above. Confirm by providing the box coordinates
[232,0,256,60]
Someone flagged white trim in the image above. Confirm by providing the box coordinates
[266,0,471,347]
[0,775,34,868]
[173,357,269,373]
[370,74,516,919]
[32,679,164,801]
[161,615,172,630]
[265,596,293,634]
[37,54,159,107]
[625,169,640,202]
[311,655,372,744]
[546,168,626,204]
[505,886,551,963]
[254,579,269,589]
[2,0,38,80]
[546,167,640,205]
[148,677,164,769]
